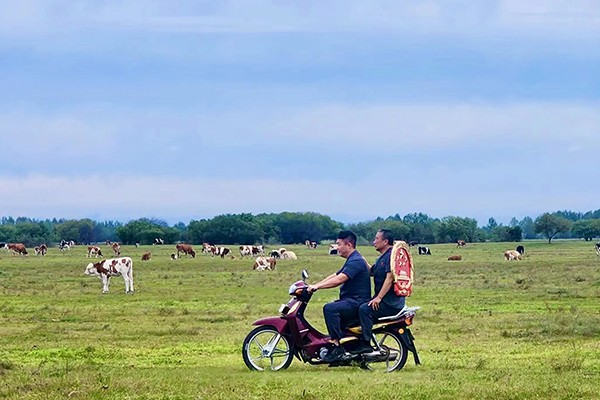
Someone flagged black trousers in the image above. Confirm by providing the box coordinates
[358,300,405,343]
[323,298,361,341]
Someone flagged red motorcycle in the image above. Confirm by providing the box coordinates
[242,271,420,372]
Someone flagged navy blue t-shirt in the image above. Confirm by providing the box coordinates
[336,250,371,302]
[371,248,405,309]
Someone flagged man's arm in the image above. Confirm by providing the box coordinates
[367,272,394,310]
[309,273,349,292]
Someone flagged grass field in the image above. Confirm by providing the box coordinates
[1,241,599,399]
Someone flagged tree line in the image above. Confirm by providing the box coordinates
[1,210,600,247]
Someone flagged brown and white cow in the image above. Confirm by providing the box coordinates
[504,250,522,261]
[305,240,317,249]
[87,246,103,258]
[457,240,466,247]
[84,257,134,293]
[447,255,463,261]
[202,243,213,254]
[211,246,233,259]
[176,243,196,258]
[141,252,152,261]
[5,243,28,256]
[239,245,253,258]
[253,256,276,271]
[111,242,121,257]
[34,244,48,256]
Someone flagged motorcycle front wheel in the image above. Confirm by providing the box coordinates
[242,326,294,371]
[364,329,408,372]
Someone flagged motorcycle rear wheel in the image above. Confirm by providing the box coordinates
[364,329,408,372]
[242,326,294,371]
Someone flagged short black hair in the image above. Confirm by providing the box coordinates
[337,230,357,248]
[378,229,394,246]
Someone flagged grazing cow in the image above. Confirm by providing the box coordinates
[134,242,140,248]
[595,243,600,256]
[516,245,525,255]
[447,255,462,261]
[202,243,213,254]
[211,246,233,259]
[457,240,466,247]
[153,238,164,245]
[239,245,253,258]
[253,256,277,271]
[418,246,431,255]
[408,241,419,247]
[176,244,196,258]
[34,244,48,256]
[281,250,298,260]
[87,246,103,258]
[6,243,28,256]
[59,240,71,251]
[84,257,134,293]
[141,252,152,261]
[329,244,338,255]
[504,250,522,261]
[170,253,178,260]
[305,240,318,249]
[0,242,6,250]
[269,250,281,259]
[111,242,121,257]
[252,245,265,256]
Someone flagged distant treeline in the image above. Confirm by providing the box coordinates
[1,210,600,247]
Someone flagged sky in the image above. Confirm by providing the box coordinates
[0,1,599,226]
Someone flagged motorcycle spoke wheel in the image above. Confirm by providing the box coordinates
[364,330,408,372]
[242,326,294,371]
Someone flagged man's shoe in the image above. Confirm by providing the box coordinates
[351,341,374,354]
[322,345,345,363]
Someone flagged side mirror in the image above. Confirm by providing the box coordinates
[301,270,309,282]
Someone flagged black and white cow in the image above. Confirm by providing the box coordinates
[418,246,431,255]
[153,238,164,245]
[84,257,134,293]
[595,243,600,256]
[516,245,525,255]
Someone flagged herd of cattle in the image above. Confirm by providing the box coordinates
[2,239,599,294]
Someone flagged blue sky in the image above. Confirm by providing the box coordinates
[1,1,599,225]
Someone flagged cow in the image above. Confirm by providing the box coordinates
[447,255,462,261]
[153,238,164,245]
[329,244,338,255]
[111,242,121,257]
[170,253,178,260]
[84,257,134,293]
[418,246,431,255]
[141,252,152,261]
[305,240,318,249]
[202,243,213,254]
[211,246,233,259]
[281,250,298,260]
[34,244,48,256]
[134,242,140,248]
[457,240,466,247]
[504,250,522,261]
[516,245,525,255]
[239,245,253,258]
[595,243,600,256]
[6,243,28,256]
[269,250,281,259]
[0,242,6,250]
[59,240,71,251]
[87,246,103,258]
[176,244,196,258]
[252,245,265,256]
[253,256,276,271]
[408,241,419,247]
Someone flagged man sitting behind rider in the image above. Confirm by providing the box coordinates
[308,230,371,363]
[355,229,406,354]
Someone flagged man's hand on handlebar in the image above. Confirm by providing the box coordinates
[308,285,318,293]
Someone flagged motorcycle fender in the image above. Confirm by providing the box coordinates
[399,328,421,365]
[252,316,289,333]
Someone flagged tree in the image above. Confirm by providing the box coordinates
[436,216,482,243]
[534,213,572,243]
[571,219,600,241]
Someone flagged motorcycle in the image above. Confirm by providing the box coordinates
[242,270,420,372]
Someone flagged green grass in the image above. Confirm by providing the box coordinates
[0,241,599,399]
